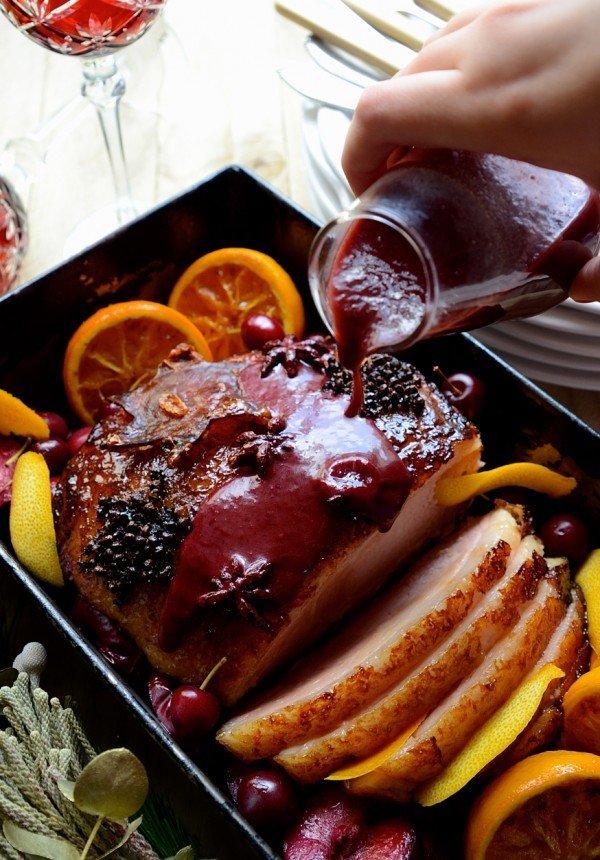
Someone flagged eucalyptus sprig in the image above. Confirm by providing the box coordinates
[0,672,194,860]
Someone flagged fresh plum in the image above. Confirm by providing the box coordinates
[283,787,418,860]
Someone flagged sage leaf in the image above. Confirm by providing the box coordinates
[167,849,195,860]
[3,820,79,860]
[73,748,149,820]
[57,779,76,801]
[97,815,143,858]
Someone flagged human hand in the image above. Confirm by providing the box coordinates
[342,0,600,198]
[569,256,600,303]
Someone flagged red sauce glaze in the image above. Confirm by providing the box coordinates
[158,361,411,651]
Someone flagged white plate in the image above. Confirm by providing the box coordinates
[498,319,600,359]
[474,327,600,371]
[474,346,600,390]
[316,107,352,190]
[302,103,353,220]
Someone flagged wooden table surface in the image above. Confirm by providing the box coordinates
[1,0,599,431]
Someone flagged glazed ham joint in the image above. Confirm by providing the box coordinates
[55,336,586,800]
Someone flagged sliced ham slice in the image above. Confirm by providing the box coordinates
[218,506,524,760]
[486,582,588,775]
[346,565,570,801]
[274,534,547,783]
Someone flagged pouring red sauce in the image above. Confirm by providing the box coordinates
[323,150,600,415]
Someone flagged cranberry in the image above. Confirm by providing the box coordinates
[169,685,221,740]
[37,411,69,439]
[241,313,285,350]
[236,766,299,831]
[440,371,486,419]
[31,437,72,475]
[67,426,92,456]
[539,512,590,563]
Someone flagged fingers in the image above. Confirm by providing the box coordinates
[569,256,600,303]
[342,70,480,195]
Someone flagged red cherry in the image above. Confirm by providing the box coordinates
[440,372,486,419]
[539,512,590,563]
[236,767,299,831]
[37,411,69,439]
[31,437,72,475]
[169,685,221,740]
[67,426,92,456]
[71,596,141,674]
[241,314,285,350]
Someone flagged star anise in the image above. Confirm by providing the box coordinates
[196,555,276,629]
[233,428,292,477]
[261,335,331,379]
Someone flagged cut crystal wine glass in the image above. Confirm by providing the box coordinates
[0,0,168,244]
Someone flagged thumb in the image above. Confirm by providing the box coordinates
[569,255,600,302]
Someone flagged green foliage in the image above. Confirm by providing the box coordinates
[0,672,196,860]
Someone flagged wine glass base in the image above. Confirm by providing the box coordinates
[63,203,149,259]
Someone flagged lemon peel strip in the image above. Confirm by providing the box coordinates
[0,389,49,440]
[9,452,63,586]
[576,549,600,658]
[435,463,576,506]
[416,663,564,807]
[326,716,424,781]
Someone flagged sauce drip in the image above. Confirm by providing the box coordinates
[158,360,411,651]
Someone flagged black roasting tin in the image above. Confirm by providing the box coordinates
[0,166,598,859]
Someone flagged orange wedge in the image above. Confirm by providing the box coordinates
[0,389,49,440]
[168,247,305,360]
[9,451,63,586]
[418,663,564,807]
[562,667,600,755]
[576,549,600,665]
[465,750,600,859]
[435,463,576,507]
[63,300,212,425]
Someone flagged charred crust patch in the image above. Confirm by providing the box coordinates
[80,483,189,600]
[324,354,426,418]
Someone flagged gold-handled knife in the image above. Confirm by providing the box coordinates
[415,0,492,22]
[275,0,416,76]
[339,0,440,51]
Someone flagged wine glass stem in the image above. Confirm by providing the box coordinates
[81,54,137,225]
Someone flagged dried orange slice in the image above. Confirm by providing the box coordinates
[168,247,305,360]
[9,451,63,586]
[562,667,600,755]
[63,300,212,425]
[465,750,600,859]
